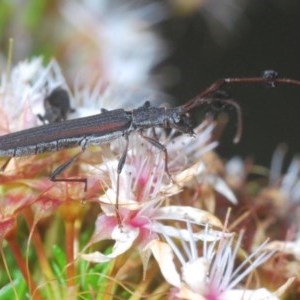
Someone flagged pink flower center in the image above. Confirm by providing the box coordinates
[128,214,149,228]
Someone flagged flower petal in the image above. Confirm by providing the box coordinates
[81,225,139,263]
[148,240,181,287]
[151,223,232,242]
[155,205,223,228]
[182,257,209,293]
[206,175,238,204]
[222,288,279,300]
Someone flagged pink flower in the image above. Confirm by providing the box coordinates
[80,126,226,263]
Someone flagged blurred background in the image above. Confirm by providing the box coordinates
[0,0,300,166]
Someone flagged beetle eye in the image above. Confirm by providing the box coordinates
[172,112,181,123]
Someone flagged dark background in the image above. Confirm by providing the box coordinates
[163,0,300,167]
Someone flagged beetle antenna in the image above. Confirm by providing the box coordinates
[181,71,300,143]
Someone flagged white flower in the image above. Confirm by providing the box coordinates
[0,57,72,133]
[60,0,168,88]
[80,128,225,263]
[225,156,247,189]
[269,145,300,204]
[151,222,280,300]
[81,135,223,263]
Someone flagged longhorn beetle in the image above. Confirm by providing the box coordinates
[1,70,300,224]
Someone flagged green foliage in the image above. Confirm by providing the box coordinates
[51,244,67,285]
[0,277,27,300]
[23,0,48,30]
[0,1,12,38]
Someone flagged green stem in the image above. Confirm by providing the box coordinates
[7,236,43,300]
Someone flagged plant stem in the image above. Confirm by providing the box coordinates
[6,236,43,300]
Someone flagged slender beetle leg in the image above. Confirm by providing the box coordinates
[138,132,174,183]
[115,135,130,228]
[0,157,12,171]
[49,151,87,205]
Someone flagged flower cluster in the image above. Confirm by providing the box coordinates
[1,58,299,299]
